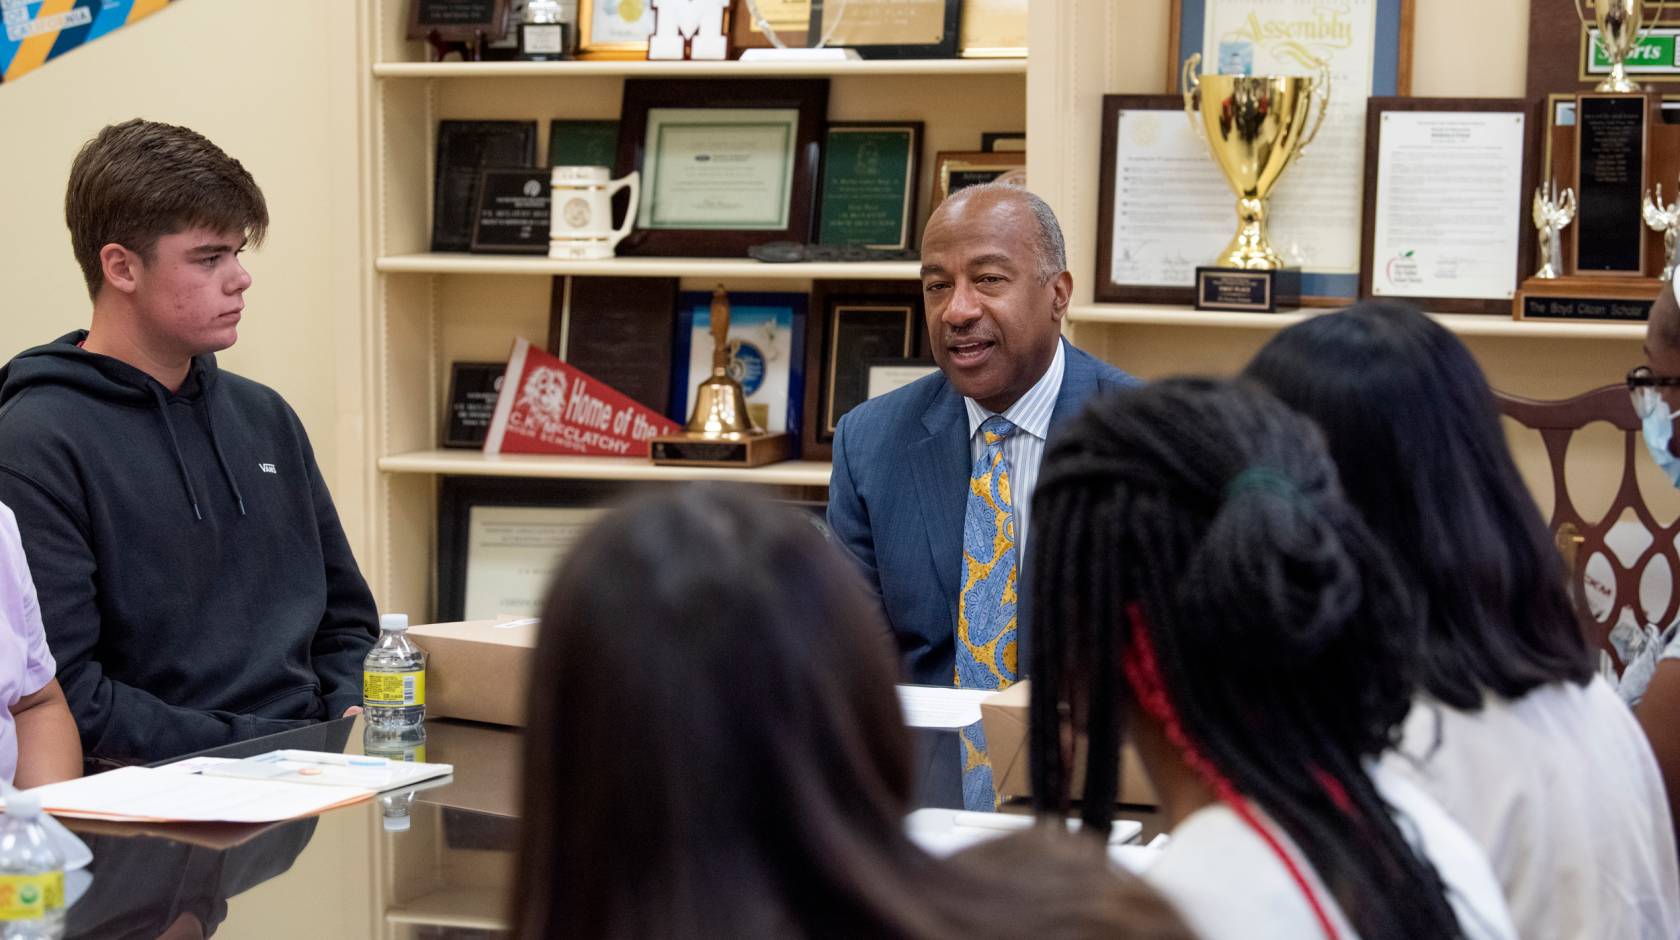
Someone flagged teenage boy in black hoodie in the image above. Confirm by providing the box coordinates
[0,119,378,765]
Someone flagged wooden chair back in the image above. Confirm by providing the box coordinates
[1495,384,1680,658]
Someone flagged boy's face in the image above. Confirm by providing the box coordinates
[129,226,252,358]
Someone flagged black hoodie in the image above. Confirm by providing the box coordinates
[0,331,378,763]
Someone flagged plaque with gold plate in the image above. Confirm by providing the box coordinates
[653,288,792,467]
[1514,0,1680,321]
[1180,53,1331,312]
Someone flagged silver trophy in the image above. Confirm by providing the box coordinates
[1644,181,1680,281]
[743,0,848,51]
[1534,180,1578,280]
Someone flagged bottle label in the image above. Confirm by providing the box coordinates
[0,871,63,920]
[363,670,425,707]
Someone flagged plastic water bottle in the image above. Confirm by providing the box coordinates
[0,791,64,940]
[363,613,426,730]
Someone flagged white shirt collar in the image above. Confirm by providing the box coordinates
[963,339,1066,442]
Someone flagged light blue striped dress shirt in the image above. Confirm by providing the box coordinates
[962,339,1066,552]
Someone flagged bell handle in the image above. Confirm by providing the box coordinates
[1181,53,1206,142]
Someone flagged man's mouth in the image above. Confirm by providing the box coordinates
[947,339,995,367]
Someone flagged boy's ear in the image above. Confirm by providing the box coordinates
[99,244,141,295]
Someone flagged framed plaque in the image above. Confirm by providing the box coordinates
[443,362,508,448]
[1359,98,1540,315]
[577,0,657,58]
[548,120,620,168]
[959,0,1027,58]
[433,121,538,253]
[670,291,807,436]
[437,477,616,622]
[470,168,552,254]
[1094,95,1231,305]
[1575,94,1649,276]
[931,150,1026,211]
[547,275,679,413]
[800,280,925,460]
[1170,0,1414,303]
[816,122,922,250]
[615,79,828,257]
[408,0,511,41]
[729,0,809,52]
[809,0,961,59]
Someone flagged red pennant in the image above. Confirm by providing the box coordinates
[483,338,681,457]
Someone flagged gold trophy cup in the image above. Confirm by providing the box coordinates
[651,286,791,467]
[1182,52,1330,311]
[1578,0,1668,93]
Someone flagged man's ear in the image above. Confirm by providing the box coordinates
[1049,270,1073,321]
[99,244,141,295]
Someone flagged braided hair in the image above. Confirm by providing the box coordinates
[1028,377,1464,940]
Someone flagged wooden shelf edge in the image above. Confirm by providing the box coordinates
[372,59,1026,79]
[375,253,921,281]
[379,451,833,486]
[1067,304,1646,341]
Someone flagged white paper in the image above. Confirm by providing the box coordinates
[463,506,603,621]
[1202,0,1380,276]
[866,364,939,400]
[15,766,371,823]
[896,684,998,729]
[1109,109,1232,287]
[1370,111,1527,300]
[905,808,1146,858]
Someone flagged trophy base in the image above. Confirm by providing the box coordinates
[1194,267,1301,313]
[650,431,792,467]
[738,48,862,62]
[1512,276,1662,322]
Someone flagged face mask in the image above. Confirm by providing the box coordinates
[1635,386,1680,487]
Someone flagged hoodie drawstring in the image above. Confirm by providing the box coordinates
[200,396,247,517]
[150,385,204,521]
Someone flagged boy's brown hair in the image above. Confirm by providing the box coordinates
[64,119,269,300]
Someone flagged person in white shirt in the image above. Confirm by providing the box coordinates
[1246,301,1680,940]
[1027,377,1516,940]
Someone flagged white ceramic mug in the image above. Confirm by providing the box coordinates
[549,166,640,260]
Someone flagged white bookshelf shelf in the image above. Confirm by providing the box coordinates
[1067,304,1647,341]
[372,58,1026,79]
[375,253,921,280]
[379,450,833,487]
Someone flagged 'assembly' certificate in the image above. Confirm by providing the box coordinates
[1370,111,1527,300]
[640,108,799,230]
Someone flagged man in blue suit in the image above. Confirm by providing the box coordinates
[827,183,1137,807]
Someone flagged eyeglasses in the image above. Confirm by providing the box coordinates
[1628,365,1680,420]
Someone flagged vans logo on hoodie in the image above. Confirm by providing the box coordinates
[258,463,277,474]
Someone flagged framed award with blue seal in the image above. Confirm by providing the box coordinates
[670,291,807,444]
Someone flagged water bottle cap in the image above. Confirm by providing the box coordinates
[384,814,411,832]
[5,791,41,819]
[380,613,410,632]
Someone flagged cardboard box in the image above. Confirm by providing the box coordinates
[407,619,538,727]
[981,680,1158,807]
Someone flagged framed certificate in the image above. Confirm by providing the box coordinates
[1360,98,1540,314]
[865,360,939,399]
[615,79,828,257]
[577,0,657,58]
[1170,0,1414,303]
[437,477,618,621]
[1093,95,1231,305]
[930,150,1025,211]
[959,0,1027,58]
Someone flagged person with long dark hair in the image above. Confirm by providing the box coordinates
[1029,377,1516,940]
[512,485,1194,940]
[1245,301,1680,939]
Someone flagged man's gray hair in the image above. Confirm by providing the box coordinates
[940,181,1067,282]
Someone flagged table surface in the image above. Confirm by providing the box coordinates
[56,716,1163,939]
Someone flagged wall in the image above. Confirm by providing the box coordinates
[0,0,365,524]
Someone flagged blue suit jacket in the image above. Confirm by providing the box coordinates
[827,340,1139,687]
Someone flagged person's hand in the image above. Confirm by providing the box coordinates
[342,705,363,718]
